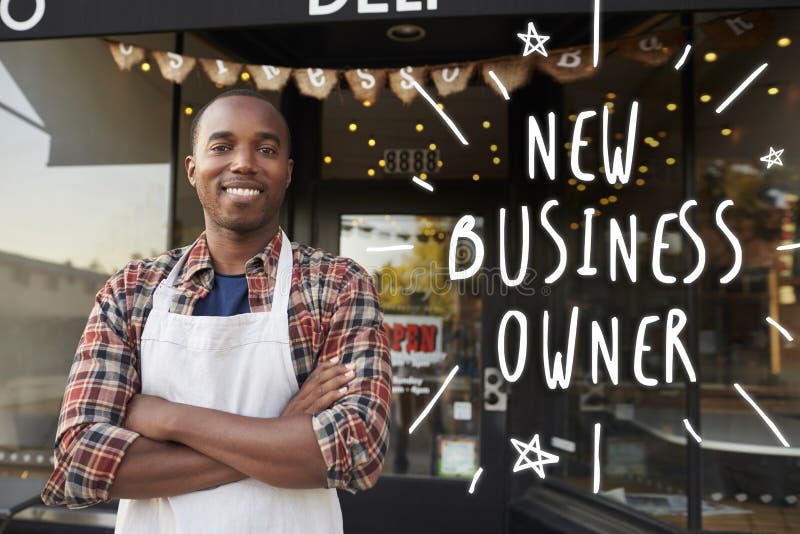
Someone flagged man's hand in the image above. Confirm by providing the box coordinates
[123,394,174,441]
[280,357,355,417]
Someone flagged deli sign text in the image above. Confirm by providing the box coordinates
[1,0,45,32]
[310,0,438,16]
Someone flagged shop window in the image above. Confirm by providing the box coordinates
[543,13,690,529]
[322,86,508,181]
[694,9,800,532]
[0,33,172,479]
[340,214,483,478]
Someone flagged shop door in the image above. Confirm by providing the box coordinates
[313,181,508,534]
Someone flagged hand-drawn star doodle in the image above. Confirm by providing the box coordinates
[517,21,551,58]
[760,147,784,169]
[510,434,560,479]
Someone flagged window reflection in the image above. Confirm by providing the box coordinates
[340,214,483,477]
[0,35,172,478]
[553,14,689,529]
[695,9,800,532]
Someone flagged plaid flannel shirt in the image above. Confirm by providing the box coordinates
[41,227,392,509]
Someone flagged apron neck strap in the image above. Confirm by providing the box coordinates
[163,231,293,309]
[164,237,200,287]
[271,231,293,313]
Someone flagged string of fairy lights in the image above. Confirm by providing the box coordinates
[173,33,793,225]
[562,34,793,231]
[322,110,500,182]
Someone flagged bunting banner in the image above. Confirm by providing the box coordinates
[107,40,145,71]
[701,11,772,49]
[389,66,428,105]
[151,50,196,84]
[246,64,292,92]
[617,28,684,67]
[199,58,243,87]
[538,45,601,83]
[481,56,534,97]
[104,11,774,101]
[431,63,476,98]
[344,68,387,104]
[293,68,339,100]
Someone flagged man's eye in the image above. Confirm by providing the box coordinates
[259,146,277,154]
[210,145,230,152]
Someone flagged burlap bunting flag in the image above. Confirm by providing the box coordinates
[199,58,243,87]
[700,11,772,49]
[151,50,196,84]
[538,46,600,83]
[431,63,476,97]
[389,66,427,105]
[106,11,777,96]
[246,64,292,92]
[344,69,387,104]
[481,57,534,98]
[293,68,339,100]
[107,40,146,71]
[618,28,685,66]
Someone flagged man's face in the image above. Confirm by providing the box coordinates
[185,96,293,236]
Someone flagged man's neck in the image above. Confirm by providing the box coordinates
[204,223,280,275]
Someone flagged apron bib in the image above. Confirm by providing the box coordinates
[115,232,343,534]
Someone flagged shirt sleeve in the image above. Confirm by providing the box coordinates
[311,267,392,493]
[41,273,141,509]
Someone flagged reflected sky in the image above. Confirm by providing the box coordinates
[0,59,170,274]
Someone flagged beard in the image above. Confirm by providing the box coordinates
[202,192,282,236]
[212,211,273,234]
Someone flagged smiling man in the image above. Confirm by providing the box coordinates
[41,89,392,534]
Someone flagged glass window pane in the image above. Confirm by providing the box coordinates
[0,34,173,477]
[340,214,483,477]
[695,9,800,532]
[550,13,688,529]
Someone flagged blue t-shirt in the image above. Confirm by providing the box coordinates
[193,272,251,317]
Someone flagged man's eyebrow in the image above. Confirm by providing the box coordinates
[256,132,281,145]
[206,131,281,145]
[207,131,233,143]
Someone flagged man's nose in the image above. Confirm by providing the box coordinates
[230,149,257,174]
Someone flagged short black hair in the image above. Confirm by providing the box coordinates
[189,88,291,156]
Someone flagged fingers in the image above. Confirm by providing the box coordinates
[310,383,351,413]
[308,358,354,389]
[298,357,357,413]
[318,362,355,388]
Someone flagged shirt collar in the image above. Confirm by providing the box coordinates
[175,226,285,288]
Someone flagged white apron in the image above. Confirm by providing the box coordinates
[115,231,343,534]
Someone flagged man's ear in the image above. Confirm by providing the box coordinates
[185,155,196,188]
[286,158,294,190]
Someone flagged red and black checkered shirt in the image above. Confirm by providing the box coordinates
[41,227,392,508]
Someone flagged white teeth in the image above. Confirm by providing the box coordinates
[226,188,260,196]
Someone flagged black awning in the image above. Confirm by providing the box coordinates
[1,0,798,42]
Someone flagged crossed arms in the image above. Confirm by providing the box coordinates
[42,264,392,509]
[109,357,355,499]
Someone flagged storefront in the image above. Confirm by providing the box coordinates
[1,1,799,533]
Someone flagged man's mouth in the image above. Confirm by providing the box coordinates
[221,184,264,202]
[223,187,261,197]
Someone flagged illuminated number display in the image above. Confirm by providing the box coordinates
[383,148,441,174]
